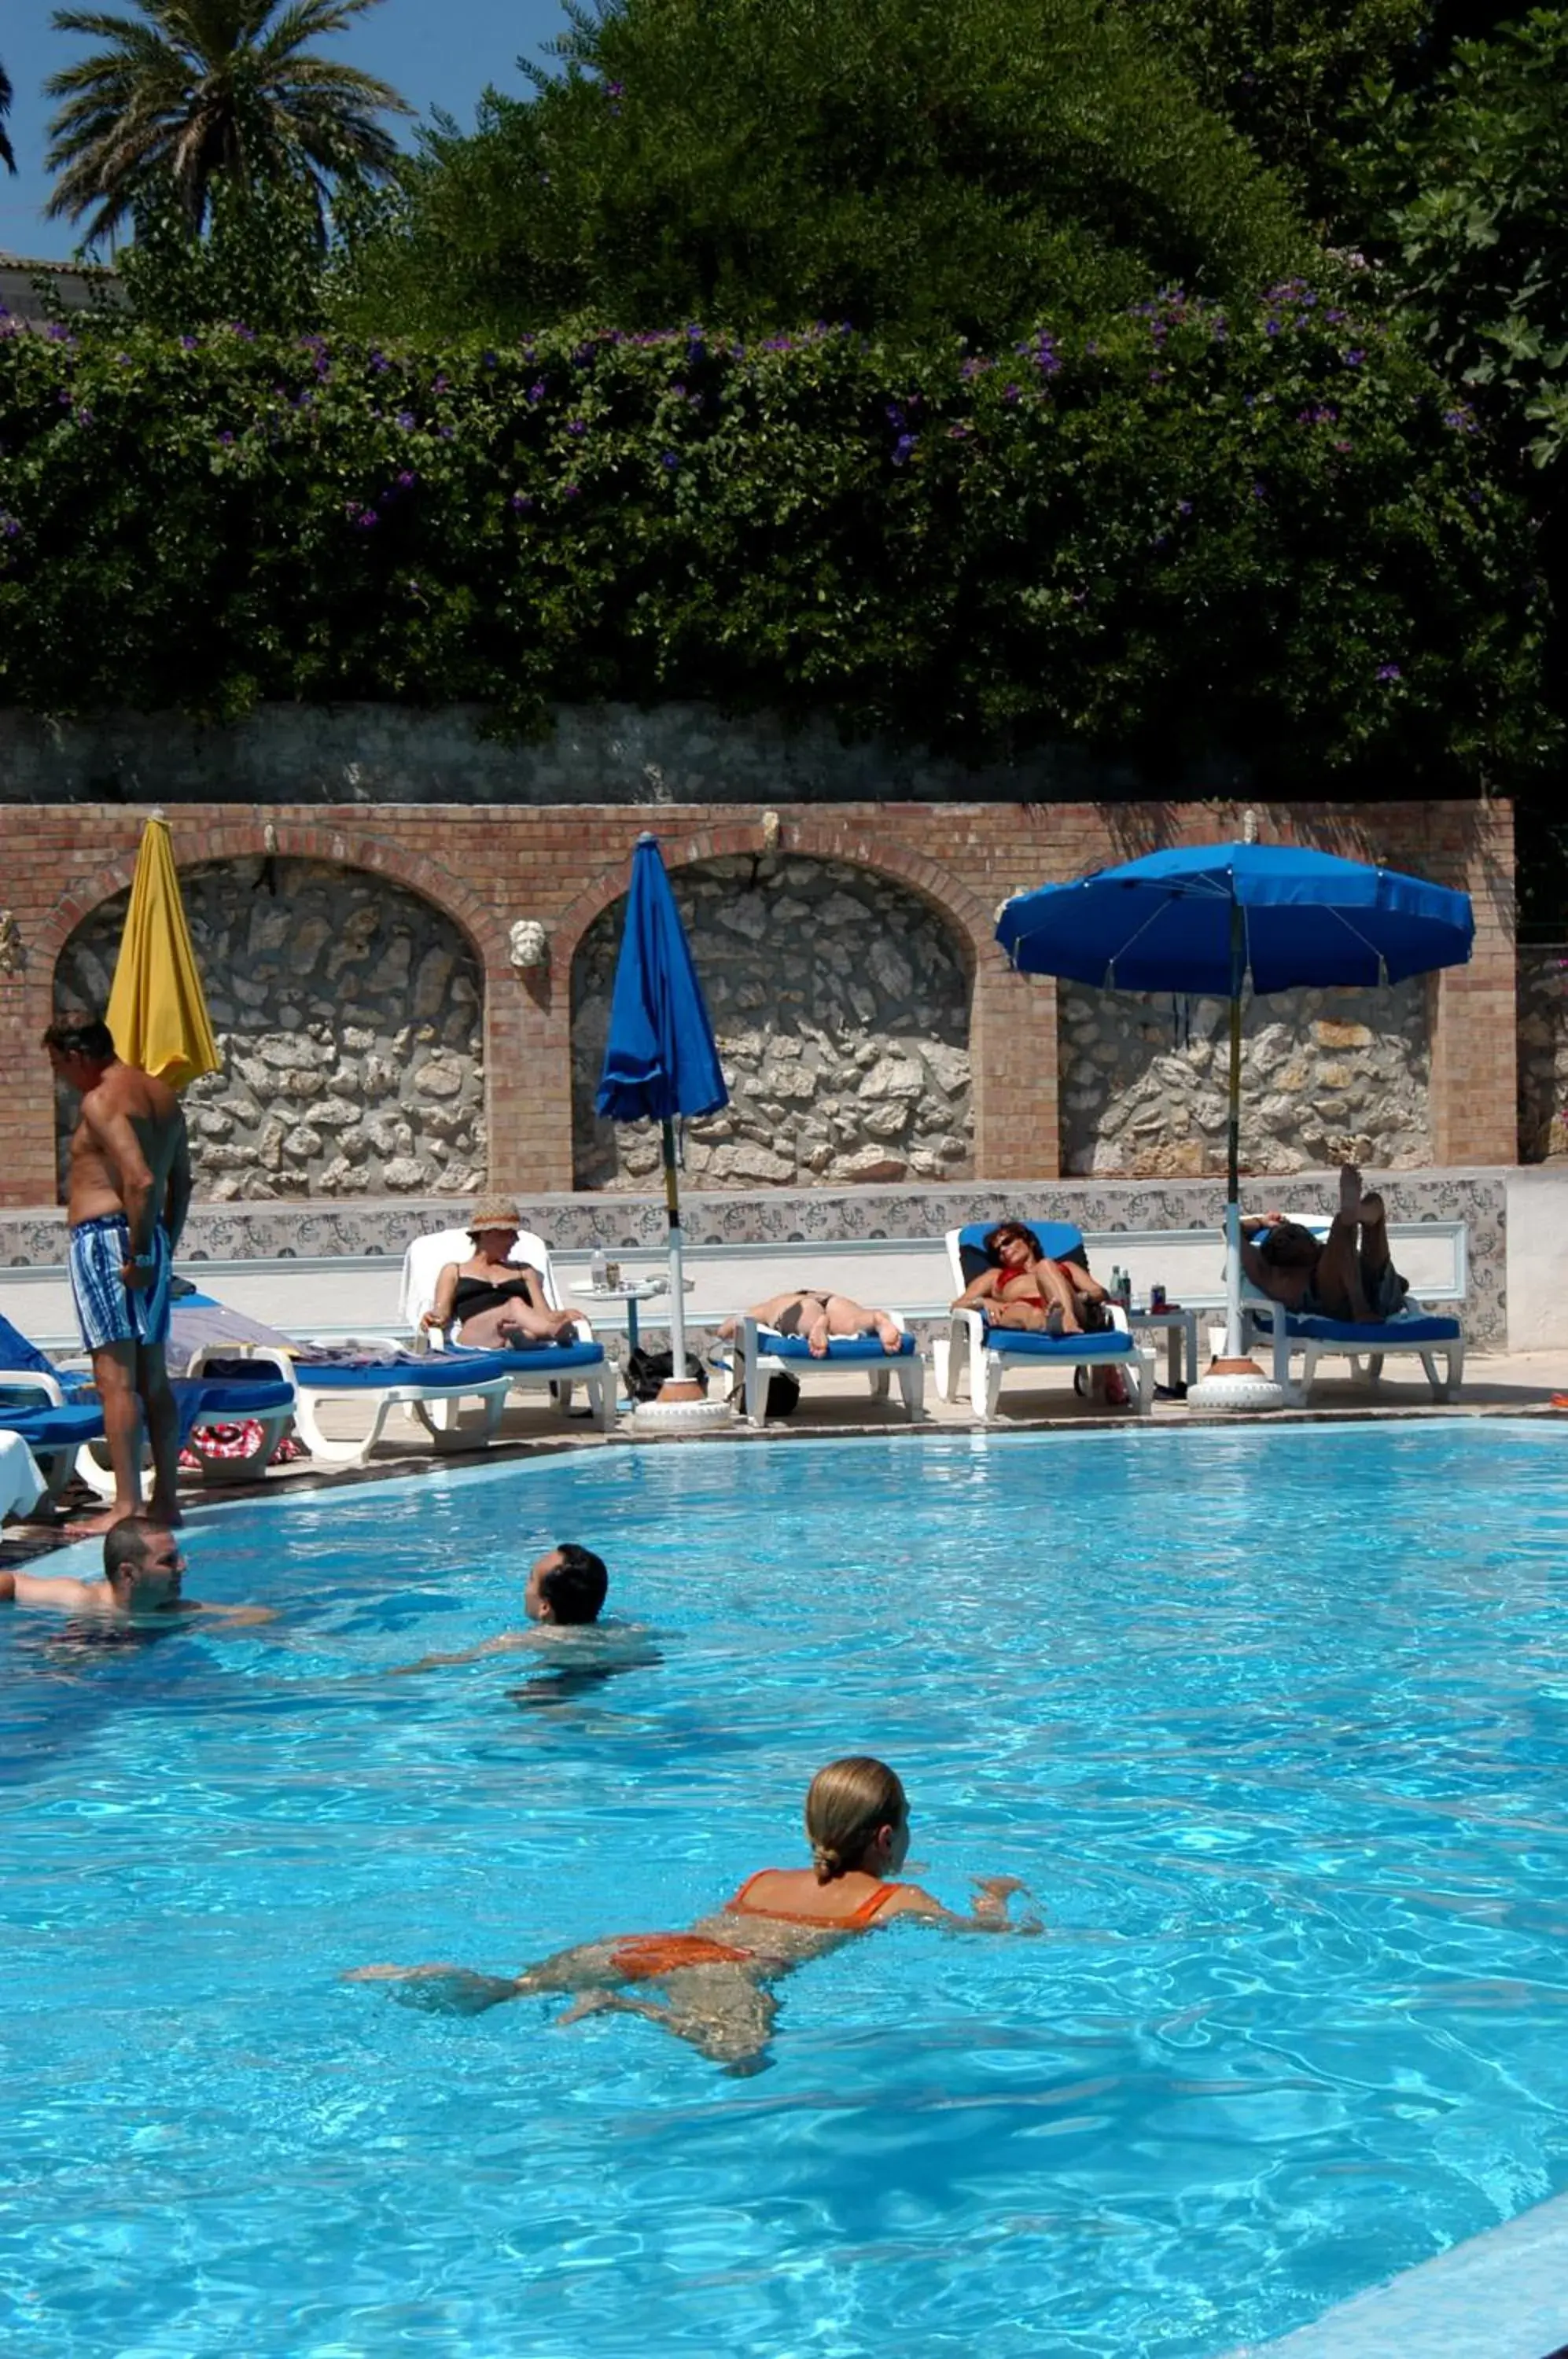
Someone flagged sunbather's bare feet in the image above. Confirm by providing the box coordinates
[1360,1189,1386,1224]
[805,1316,832,1357]
[1338,1162,1363,1219]
[874,1313,902,1353]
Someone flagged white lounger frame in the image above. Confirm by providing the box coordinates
[733,1314,925,1428]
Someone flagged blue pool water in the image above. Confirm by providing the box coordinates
[6,1420,1568,2357]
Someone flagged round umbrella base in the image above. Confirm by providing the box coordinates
[632,1395,734,1434]
[1188,1359,1289,1413]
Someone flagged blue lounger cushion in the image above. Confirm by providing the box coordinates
[758,1331,916,1362]
[177,1378,295,1421]
[299,1342,603,1392]
[977,1327,1133,1360]
[1252,1308,1460,1347]
[0,1401,106,1449]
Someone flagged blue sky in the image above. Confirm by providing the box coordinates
[1,0,573,257]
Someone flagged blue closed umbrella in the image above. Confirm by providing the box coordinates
[997,837,1474,1375]
[597,834,728,1385]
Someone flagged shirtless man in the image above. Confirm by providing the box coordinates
[1242,1163,1409,1326]
[44,1013,193,1533]
[716,1292,903,1357]
[0,1516,272,1624]
[392,1542,631,1674]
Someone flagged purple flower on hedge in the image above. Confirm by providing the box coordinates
[509,491,535,511]
[218,429,234,445]
[1176,499,1192,516]
[1344,350,1365,368]
[432,374,450,394]
[1002,384,1020,403]
[661,451,680,469]
[75,407,94,425]
[482,350,498,368]
[567,418,587,436]
[368,350,390,374]
[563,483,581,499]
[607,79,624,96]
[396,469,416,488]
[1264,319,1282,337]
[892,432,917,465]
[1375,663,1401,681]
[437,425,455,439]
[396,410,415,429]
[230,322,256,341]
[947,421,974,440]
[0,516,19,538]
[1251,483,1268,500]
[528,381,546,404]
[179,334,198,350]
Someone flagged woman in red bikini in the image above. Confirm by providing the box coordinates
[953,1222,1129,1406]
[349,1757,1036,2068]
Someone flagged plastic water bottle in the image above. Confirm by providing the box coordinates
[590,1248,608,1292]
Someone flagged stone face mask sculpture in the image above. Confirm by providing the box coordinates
[509,919,548,971]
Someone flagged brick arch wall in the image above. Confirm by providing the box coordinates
[0,793,1514,1208]
[567,845,980,1189]
[53,855,491,1202]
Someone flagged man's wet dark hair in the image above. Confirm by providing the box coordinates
[103,1518,158,1584]
[539,1543,608,1625]
[43,1012,117,1062]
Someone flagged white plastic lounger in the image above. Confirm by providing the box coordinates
[1246,1301,1464,1401]
[216,1339,521,1468]
[1239,1213,1465,1402]
[939,1221,1154,1421]
[731,1316,924,1428]
[401,1227,612,1429]
[0,1311,297,1497]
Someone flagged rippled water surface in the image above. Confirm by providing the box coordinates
[6,1422,1568,2357]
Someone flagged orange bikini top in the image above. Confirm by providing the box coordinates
[726,1871,911,1928]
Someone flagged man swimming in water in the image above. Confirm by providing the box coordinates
[0,1517,272,1624]
[392,1543,641,1673]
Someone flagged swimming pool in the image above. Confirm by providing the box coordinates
[5,1420,1568,2357]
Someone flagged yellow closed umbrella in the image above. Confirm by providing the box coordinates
[105,815,221,1090]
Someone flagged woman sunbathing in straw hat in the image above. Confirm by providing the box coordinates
[423,1198,580,1349]
[348,1756,1038,2070]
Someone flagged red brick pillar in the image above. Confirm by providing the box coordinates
[1429,799,1517,1166]
[972,959,1060,1180]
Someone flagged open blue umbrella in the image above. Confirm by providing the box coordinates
[597,833,728,1386]
[997,837,1474,1383]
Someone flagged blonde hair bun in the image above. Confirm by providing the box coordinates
[804,1757,907,1883]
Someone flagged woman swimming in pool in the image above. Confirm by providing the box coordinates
[349,1757,1037,2068]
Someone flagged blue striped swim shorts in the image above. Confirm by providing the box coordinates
[68,1215,172,1354]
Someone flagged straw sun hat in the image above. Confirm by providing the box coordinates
[468,1195,523,1233]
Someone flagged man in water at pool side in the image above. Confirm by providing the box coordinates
[1241,1162,1410,1327]
[44,1011,192,1537]
[0,1517,273,1623]
[391,1543,646,1676]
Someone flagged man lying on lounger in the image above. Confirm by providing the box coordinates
[715,1292,904,1357]
[1241,1163,1410,1327]
[0,1517,274,1624]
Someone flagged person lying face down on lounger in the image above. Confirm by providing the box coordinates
[348,1755,1039,2070]
[1241,1163,1411,1328]
[421,1197,580,1350]
[0,1517,273,1625]
[715,1291,904,1358]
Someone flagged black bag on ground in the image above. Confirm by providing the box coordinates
[626,1347,709,1403]
[734,1368,801,1419]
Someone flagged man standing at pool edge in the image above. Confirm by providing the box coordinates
[44,1013,192,1535]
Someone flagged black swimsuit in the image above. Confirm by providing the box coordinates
[451,1275,537,1323]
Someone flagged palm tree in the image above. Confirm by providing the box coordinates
[1,60,17,176]
[45,0,412,244]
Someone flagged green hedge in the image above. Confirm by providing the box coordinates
[0,291,1553,789]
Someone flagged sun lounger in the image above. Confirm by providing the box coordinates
[0,1311,298,1499]
[0,1430,45,1522]
[939,1223,1155,1420]
[1233,1213,1464,1401]
[401,1227,613,1430]
[725,1316,924,1427]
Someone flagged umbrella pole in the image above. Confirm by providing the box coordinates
[657,1117,701,1401]
[1223,912,1244,1363]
